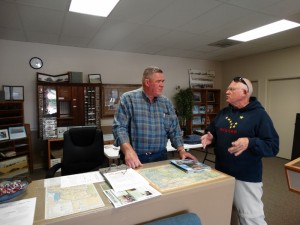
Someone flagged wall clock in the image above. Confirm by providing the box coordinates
[29,57,43,69]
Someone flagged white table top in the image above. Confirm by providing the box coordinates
[104,140,203,159]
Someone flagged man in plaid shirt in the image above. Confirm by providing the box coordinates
[113,66,197,168]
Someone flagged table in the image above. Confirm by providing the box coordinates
[285,157,300,194]
[21,160,235,225]
[104,140,203,166]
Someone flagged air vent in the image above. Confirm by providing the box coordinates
[208,39,243,48]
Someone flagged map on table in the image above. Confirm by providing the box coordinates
[138,164,227,193]
[45,183,105,219]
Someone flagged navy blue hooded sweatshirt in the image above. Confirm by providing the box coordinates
[206,96,279,182]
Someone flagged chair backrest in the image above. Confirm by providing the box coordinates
[143,212,202,225]
[61,127,105,176]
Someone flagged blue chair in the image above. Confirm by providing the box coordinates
[143,212,202,225]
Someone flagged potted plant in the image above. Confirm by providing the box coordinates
[174,87,194,129]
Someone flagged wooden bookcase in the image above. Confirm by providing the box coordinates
[189,88,221,133]
[0,101,33,177]
[37,83,102,140]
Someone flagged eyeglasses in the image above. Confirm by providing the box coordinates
[233,76,249,92]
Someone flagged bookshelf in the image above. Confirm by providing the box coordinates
[190,88,221,133]
[0,101,33,177]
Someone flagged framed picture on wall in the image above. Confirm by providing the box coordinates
[88,74,102,84]
[3,85,11,100]
[101,84,141,117]
[11,86,24,100]
[37,73,70,83]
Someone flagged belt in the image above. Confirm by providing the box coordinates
[138,151,163,156]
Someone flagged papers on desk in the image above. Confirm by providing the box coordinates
[44,171,105,188]
[100,167,161,208]
[0,197,36,225]
[102,168,149,192]
[101,182,161,208]
[45,183,105,219]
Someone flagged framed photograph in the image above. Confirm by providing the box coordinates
[0,129,9,141]
[102,84,141,117]
[11,86,24,100]
[8,126,27,140]
[37,73,70,83]
[207,92,215,102]
[88,74,102,84]
[57,127,68,138]
[3,85,11,100]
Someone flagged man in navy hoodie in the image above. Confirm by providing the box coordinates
[201,77,279,225]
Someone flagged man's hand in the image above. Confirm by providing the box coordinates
[228,137,249,156]
[121,143,142,168]
[178,149,198,161]
[200,132,213,149]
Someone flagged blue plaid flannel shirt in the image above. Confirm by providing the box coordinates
[112,88,183,155]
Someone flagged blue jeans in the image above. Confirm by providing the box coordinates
[138,151,168,164]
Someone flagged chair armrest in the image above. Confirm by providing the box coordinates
[45,163,62,178]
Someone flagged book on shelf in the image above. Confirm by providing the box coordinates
[192,116,202,125]
[192,105,199,114]
[170,159,211,173]
[199,106,206,114]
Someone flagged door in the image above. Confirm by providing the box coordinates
[268,78,300,159]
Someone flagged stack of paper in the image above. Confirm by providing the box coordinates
[101,168,161,208]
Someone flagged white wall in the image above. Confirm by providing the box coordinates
[0,39,222,130]
[221,46,300,159]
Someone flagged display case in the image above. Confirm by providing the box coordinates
[37,83,101,140]
[190,88,221,133]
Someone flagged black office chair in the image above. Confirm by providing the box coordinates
[45,127,107,178]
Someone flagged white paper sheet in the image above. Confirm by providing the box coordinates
[0,197,36,225]
[103,168,149,192]
[44,171,105,188]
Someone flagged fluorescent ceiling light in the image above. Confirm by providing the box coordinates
[69,0,120,17]
[228,19,300,42]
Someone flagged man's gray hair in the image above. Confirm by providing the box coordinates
[142,66,163,81]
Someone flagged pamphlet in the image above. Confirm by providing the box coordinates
[101,167,149,192]
[170,159,211,173]
[101,182,161,208]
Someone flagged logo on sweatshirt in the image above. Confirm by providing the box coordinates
[219,116,244,134]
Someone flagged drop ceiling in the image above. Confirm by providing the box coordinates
[1,0,300,61]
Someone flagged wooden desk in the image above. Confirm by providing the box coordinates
[21,161,235,225]
[285,157,300,194]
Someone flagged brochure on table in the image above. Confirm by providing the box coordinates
[101,168,149,192]
[100,167,161,207]
[170,159,211,173]
[101,182,161,208]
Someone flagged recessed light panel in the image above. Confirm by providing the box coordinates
[228,19,300,42]
[69,0,120,17]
